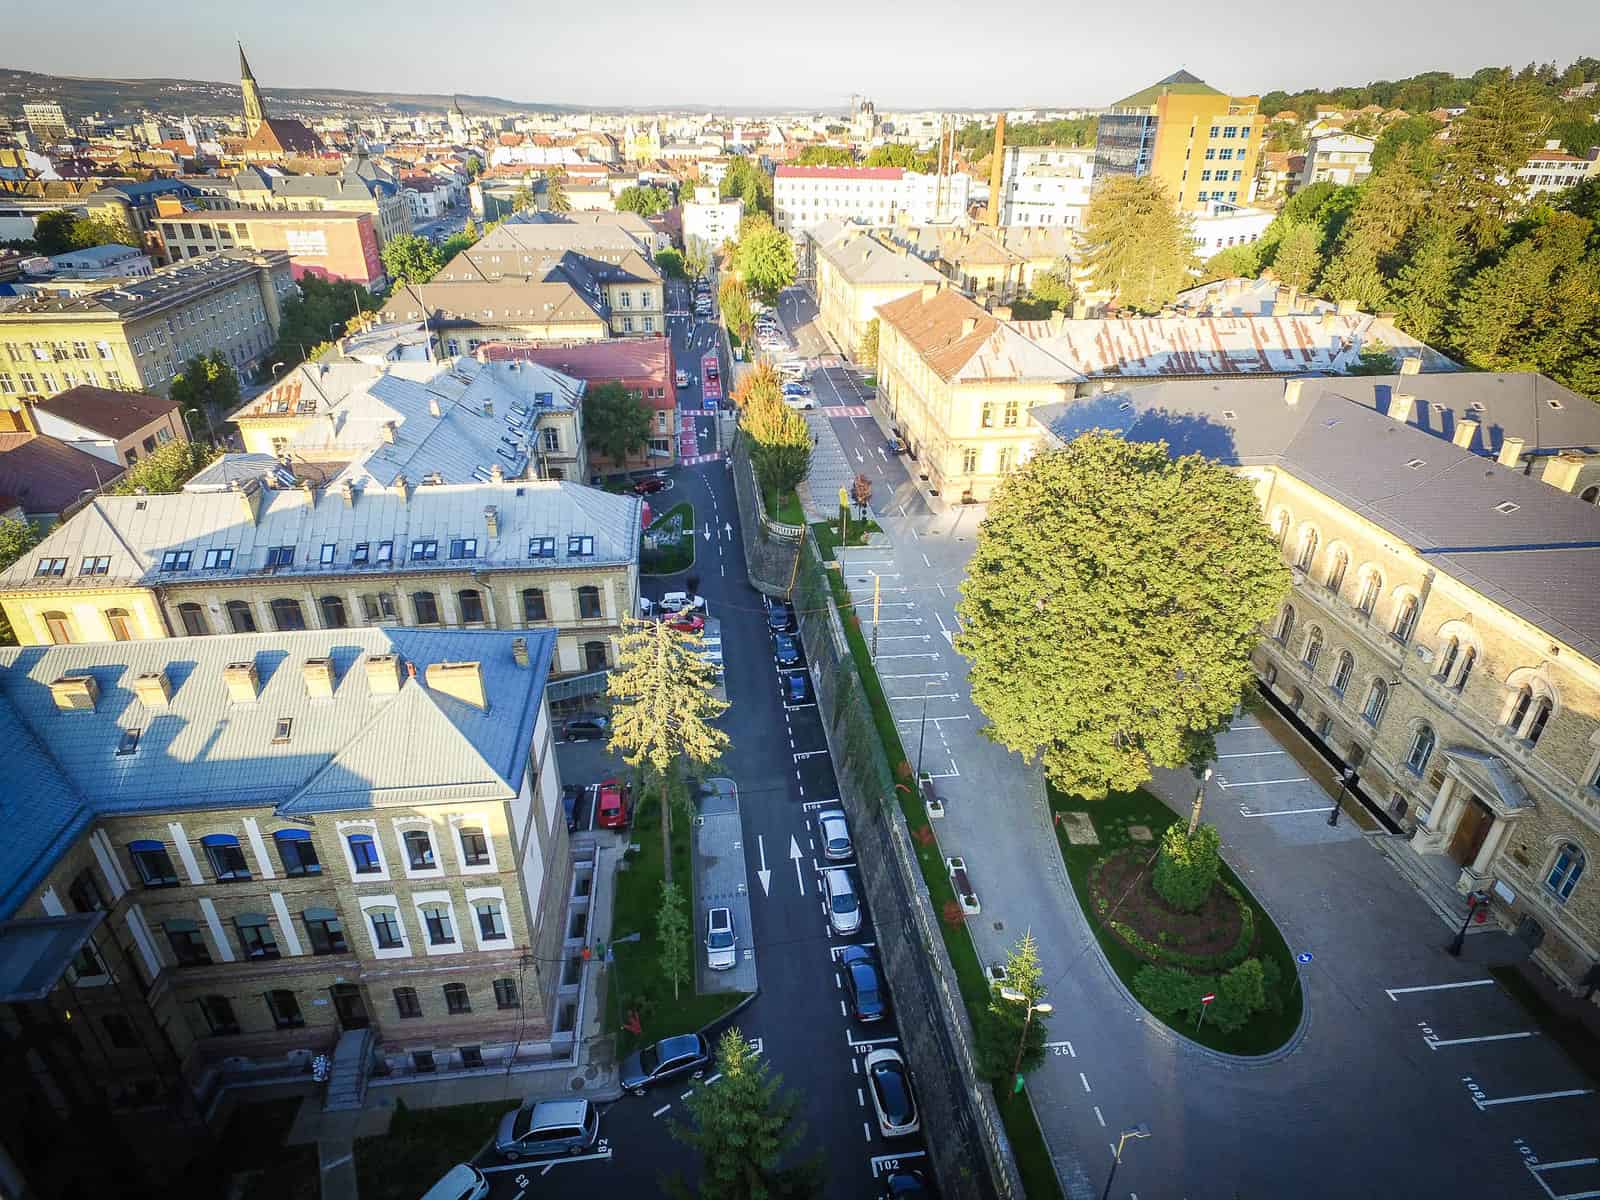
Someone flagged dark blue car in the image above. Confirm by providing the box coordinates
[774,632,802,667]
[840,944,886,1022]
[783,671,811,705]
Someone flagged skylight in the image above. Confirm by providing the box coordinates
[1495,501,1521,514]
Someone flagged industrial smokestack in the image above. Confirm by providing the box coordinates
[986,114,1007,227]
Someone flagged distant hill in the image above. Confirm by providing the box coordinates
[0,65,578,121]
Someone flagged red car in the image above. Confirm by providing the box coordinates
[666,614,705,634]
[596,779,630,829]
[632,476,668,495]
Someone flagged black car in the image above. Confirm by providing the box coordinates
[619,1033,710,1095]
[840,945,887,1021]
[767,601,795,633]
[561,785,582,832]
[773,632,802,667]
[563,714,609,741]
[882,1169,932,1198]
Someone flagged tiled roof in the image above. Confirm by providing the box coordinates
[0,431,123,515]
[875,288,1080,385]
[0,251,286,320]
[0,627,557,918]
[378,279,607,330]
[241,118,324,157]
[814,226,945,287]
[34,385,177,439]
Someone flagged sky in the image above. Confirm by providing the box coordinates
[6,0,1595,110]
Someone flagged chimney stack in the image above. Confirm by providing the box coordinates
[302,656,335,699]
[365,653,403,694]
[1049,311,1066,334]
[425,660,487,710]
[1283,378,1304,406]
[961,317,977,337]
[490,463,505,482]
[232,478,263,525]
[223,661,260,703]
[49,674,99,712]
[131,670,172,708]
[340,479,356,507]
[1497,435,1526,468]
[1388,392,1417,424]
[484,505,500,538]
[428,395,442,418]
[1540,453,1585,494]
[985,113,1006,227]
[381,420,397,444]
[1337,298,1359,316]
[1451,418,1479,450]
[1398,355,1422,377]
[512,636,530,668]
[394,474,410,501]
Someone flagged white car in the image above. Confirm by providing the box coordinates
[864,1048,920,1138]
[783,395,816,411]
[661,590,707,614]
[819,810,852,861]
[675,369,689,387]
[705,906,737,971]
[777,361,806,380]
[825,868,861,936]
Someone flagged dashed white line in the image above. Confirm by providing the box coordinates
[680,1089,693,1100]
[1093,1105,1106,1127]
[857,1088,865,1107]
[652,1104,670,1118]
[863,1122,873,1143]
[706,1072,723,1085]
[841,999,848,1017]
[1080,1072,1092,1093]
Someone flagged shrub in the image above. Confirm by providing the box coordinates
[1210,958,1267,1033]
[1152,822,1222,912]
[1131,958,1270,1035]
[942,900,966,927]
[1131,964,1204,1021]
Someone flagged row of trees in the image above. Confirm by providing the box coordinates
[955,117,1098,155]
[730,214,796,302]
[792,144,937,171]
[616,184,674,217]
[7,209,141,257]
[268,273,380,375]
[733,362,811,502]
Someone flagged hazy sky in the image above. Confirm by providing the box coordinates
[6,0,1594,110]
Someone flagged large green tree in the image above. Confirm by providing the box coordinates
[1269,224,1323,290]
[1371,114,1444,173]
[740,394,812,500]
[974,932,1050,1089]
[794,146,855,167]
[667,1027,821,1200]
[654,248,686,279]
[583,381,653,469]
[955,433,1290,799]
[1438,74,1549,251]
[31,210,78,256]
[732,218,796,301]
[270,274,376,373]
[863,143,935,171]
[1010,261,1077,319]
[108,439,218,496]
[168,352,239,433]
[719,156,773,216]
[68,213,140,250]
[718,276,755,340]
[617,185,674,217]
[381,233,445,285]
[1080,177,1195,313]
[0,517,41,644]
[1318,151,1430,309]
[1389,220,1470,344]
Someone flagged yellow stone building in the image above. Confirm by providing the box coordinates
[807,220,946,359]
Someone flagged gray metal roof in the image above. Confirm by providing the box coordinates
[814,225,945,287]
[0,250,286,320]
[0,627,557,920]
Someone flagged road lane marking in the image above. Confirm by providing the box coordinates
[652,1104,670,1117]
[1217,750,1288,758]
[1386,980,1496,1000]
[1080,1072,1092,1093]
[848,1033,900,1048]
[1044,1040,1074,1057]
[863,1122,873,1143]
[1238,805,1335,818]
[1426,1031,1536,1049]
[1093,1105,1105,1127]
[857,1088,865,1107]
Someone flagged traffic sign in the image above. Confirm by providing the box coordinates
[1296,952,1314,965]
[1200,993,1216,1005]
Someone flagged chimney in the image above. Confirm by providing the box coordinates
[512,636,530,668]
[1337,298,1359,316]
[1285,285,1299,310]
[1452,418,1479,450]
[302,656,335,699]
[131,671,172,708]
[1388,392,1416,423]
[1398,355,1422,377]
[222,661,260,703]
[232,478,263,525]
[986,113,1006,227]
[1540,453,1585,493]
[428,395,442,418]
[49,674,99,712]
[340,479,356,507]
[490,463,505,482]
[1283,378,1304,406]
[1071,299,1088,320]
[394,474,410,501]
[365,653,403,694]
[381,420,397,443]
[920,281,940,301]
[425,660,487,710]
[961,317,977,337]
[1319,310,1335,330]
[484,505,500,538]
[482,397,493,418]
[1497,435,1526,468]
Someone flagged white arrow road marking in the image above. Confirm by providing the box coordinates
[790,835,805,893]
[703,524,712,542]
[933,610,955,646]
[756,835,771,896]
[724,521,733,540]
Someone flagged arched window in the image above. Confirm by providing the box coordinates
[1272,510,1291,548]
[269,598,305,631]
[457,588,485,625]
[411,591,440,625]
[1507,686,1534,734]
[1436,636,1459,682]
[104,608,133,641]
[1302,627,1323,672]
[347,833,381,875]
[1331,651,1354,696]
[319,595,348,628]
[403,829,436,871]
[1406,724,1436,774]
[522,588,547,622]
[43,611,74,644]
[360,593,397,622]
[577,585,602,620]
[583,639,608,671]
[1326,549,1349,594]
[1545,843,1586,903]
[176,602,209,637]
[1526,697,1553,747]
[274,829,320,876]
[1362,678,1390,726]
[226,600,257,633]
[1454,647,1476,692]
[1275,604,1296,644]
[1356,572,1381,616]
[1391,595,1419,643]
[1295,528,1319,571]
[1289,687,1305,713]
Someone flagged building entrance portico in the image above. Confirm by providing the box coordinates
[1410,747,1531,893]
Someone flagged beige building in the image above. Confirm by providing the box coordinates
[1298,131,1375,190]
[191,158,412,249]
[0,477,641,678]
[0,628,586,1191]
[378,280,611,352]
[807,220,945,359]
[1035,374,1600,994]
[29,383,186,469]
[0,250,294,399]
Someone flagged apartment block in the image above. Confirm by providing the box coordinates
[774,166,971,237]
[996,145,1094,228]
[155,206,386,289]
[1298,132,1376,190]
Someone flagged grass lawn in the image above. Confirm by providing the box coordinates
[1047,785,1302,1055]
[355,1100,506,1200]
[214,1096,319,1200]
[606,788,747,1056]
[642,500,695,575]
[764,487,805,527]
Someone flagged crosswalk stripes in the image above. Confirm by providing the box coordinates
[821,405,871,418]
[680,452,724,466]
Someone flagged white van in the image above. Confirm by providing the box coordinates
[777,360,806,380]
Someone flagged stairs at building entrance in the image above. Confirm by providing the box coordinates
[1370,832,1477,932]
[322,1028,374,1112]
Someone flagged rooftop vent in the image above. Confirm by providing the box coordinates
[302,657,335,700]
[1495,500,1521,514]
[512,637,530,668]
[223,661,260,703]
[1221,410,1237,421]
[365,653,403,695]
[1405,458,1426,470]
[131,670,172,708]
[49,674,99,712]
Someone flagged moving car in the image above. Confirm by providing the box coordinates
[563,714,609,741]
[864,1048,919,1137]
[666,612,705,634]
[825,867,861,935]
[420,1163,490,1200]
[663,590,707,614]
[632,474,669,494]
[782,395,816,411]
[781,381,810,394]
[619,1033,710,1095]
[783,670,811,705]
[767,600,795,632]
[773,632,802,667]
[840,944,887,1022]
[493,1098,599,1161]
[675,368,690,387]
[595,779,629,829]
[705,361,720,381]
[705,906,737,971]
[818,809,852,861]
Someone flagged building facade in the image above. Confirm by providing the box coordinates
[683,185,744,252]
[1298,132,1375,190]
[1519,141,1600,198]
[996,145,1094,228]
[774,166,970,237]
[155,207,385,289]
[30,383,186,468]
[809,221,946,360]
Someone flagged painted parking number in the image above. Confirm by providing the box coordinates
[1049,1044,1073,1056]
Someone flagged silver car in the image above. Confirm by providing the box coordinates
[825,867,861,936]
[494,1098,599,1161]
[705,906,737,970]
[819,810,852,861]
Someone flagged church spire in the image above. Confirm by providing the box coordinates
[239,41,266,136]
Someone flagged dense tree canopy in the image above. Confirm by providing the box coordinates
[863,143,935,172]
[380,233,445,285]
[1081,177,1195,313]
[956,117,1098,153]
[732,217,796,301]
[0,518,41,643]
[719,156,773,216]
[616,185,674,217]
[583,381,653,468]
[794,146,854,167]
[740,392,812,499]
[956,433,1290,799]
[169,352,239,431]
[108,440,219,496]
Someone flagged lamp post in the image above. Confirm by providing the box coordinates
[915,680,939,789]
[1188,766,1214,837]
[1326,766,1357,827]
[1448,890,1491,957]
[998,987,1053,1085]
[1100,1123,1152,1200]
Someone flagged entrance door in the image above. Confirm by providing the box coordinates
[1448,797,1493,867]
[330,984,369,1031]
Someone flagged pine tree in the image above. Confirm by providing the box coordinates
[1318,151,1430,309]
[1269,224,1323,290]
[1390,221,1470,344]
[655,881,691,1001]
[1080,176,1196,313]
[1438,74,1549,251]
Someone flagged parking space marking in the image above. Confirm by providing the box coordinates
[1387,980,1496,1000]
[1080,1072,1092,1093]
[1045,1040,1075,1056]
[886,693,959,703]
[1475,1087,1594,1109]
[1524,1154,1600,1200]
[652,1104,670,1117]
[1238,804,1334,818]
[870,1151,927,1178]
[1215,776,1311,789]
[1217,750,1288,758]
[1426,1030,1536,1049]
[849,1032,900,1048]
[864,1122,874,1143]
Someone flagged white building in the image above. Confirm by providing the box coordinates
[997,145,1094,228]
[1298,132,1375,190]
[683,185,744,252]
[1190,201,1275,258]
[36,243,154,280]
[774,166,972,237]
[1518,140,1600,198]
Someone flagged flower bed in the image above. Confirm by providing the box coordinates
[1090,848,1256,971]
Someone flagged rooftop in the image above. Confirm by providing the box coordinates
[776,166,904,181]
[876,288,1081,386]
[33,385,178,439]
[477,337,672,382]
[0,430,124,516]
[0,250,288,322]
[378,278,608,330]
[813,223,946,287]
[1112,69,1224,110]
[156,208,371,224]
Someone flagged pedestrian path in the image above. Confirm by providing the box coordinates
[799,405,856,520]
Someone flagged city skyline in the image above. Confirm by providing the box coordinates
[5,0,1595,110]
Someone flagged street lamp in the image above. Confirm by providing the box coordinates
[914,679,940,788]
[1447,890,1492,957]
[997,988,1053,1083]
[1100,1123,1152,1200]
[1326,766,1357,827]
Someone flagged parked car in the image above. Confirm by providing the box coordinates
[825,867,861,935]
[666,613,706,634]
[705,361,720,381]
[705,906,737,971]
[881,1169,932,1198]
[840,944,887,1021]
[596,779,630,829]
[773,631,802,667]
[494,1098,600,1161]
[619,1033,710,1095]
[420,1163,490,1200]
[562,785,582,832]
[818,808,852,861]
[767,600,795,632]
[783,670,811,705]
[781,381,811,395]
[675,368,690,387]
[777,360,805,379]
[632,474,669,494]
[563,714,609,741]
[663,590,707,614]
[865,1048,920,1137]
[782,395,816,411]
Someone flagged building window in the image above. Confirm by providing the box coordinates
[270,598,306,631]
[393,987,422,1019]
[459,827,491,867]
[303,908,348,955]
[226,600,257,633]
[1356,573,1381,616]
[236,913,280,960]
[198,995,238,1036]
[1331,651,1354,696]
[370,909,404,950]
[584,640,608,671]
[1003,400,1019,427]
[1405,725,1436,775]
[1326,550,1349,594]
[1436,636,1460,683]
[319,595,349,628]
[961,447,977,475]
[494,978,520,1009]
[360,592,398,622]
[443,982,471,1014]
[103,608,134,640]
[1545,843,1586,903]
[410,539,439,561]
[1454,647,1476,692]
[980,402,994,428]
[1362,678,1389,726]
[201,834,251,882]
[1524,696,1553,747]
[403,829,437,871]
[475,901,507,941]
[449,538,478,561]
[1302,627,1323,672]
[522,588,547,622]
[1391,595,1419,643]
[411,591,440,625]
[457,589,486,624]
[274,829,320,876]
[103,1013,139,1050]
[176,602,209,636]
[347,833,381,875]
[460,1044,485,1069]
[129,840,179,887]
[1295,529,1318,571]
[412,1049,437,1073]
[577,585,602,619]
[165,921,211,966]
[266,989,303,1029]
[43,611,74,644]
[68,867,106,913]
[422,905,455,946]
[543,427,560,452]
[1275,604,1295,645]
